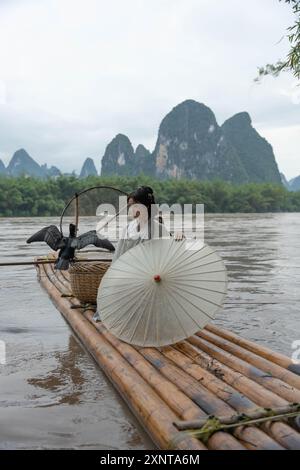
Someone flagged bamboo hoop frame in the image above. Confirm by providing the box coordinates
[59,185,129,235]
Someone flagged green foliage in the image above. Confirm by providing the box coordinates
[256,0,300,81]
[0,175,299,217]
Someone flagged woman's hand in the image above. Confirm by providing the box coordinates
[174,232,185,241]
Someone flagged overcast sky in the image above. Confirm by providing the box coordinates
[0,0,299,178]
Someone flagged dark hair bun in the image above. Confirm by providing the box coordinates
[130,186,156,209]
[143,186,153,194]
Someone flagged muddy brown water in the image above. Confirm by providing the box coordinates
[0,214,299,449]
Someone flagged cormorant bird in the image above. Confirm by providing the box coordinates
[27,223,115,270]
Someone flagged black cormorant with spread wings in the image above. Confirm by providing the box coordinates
[27,223,115,270]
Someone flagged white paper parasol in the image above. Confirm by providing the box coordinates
[97,238,227,347]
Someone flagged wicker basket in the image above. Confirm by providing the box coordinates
[69,261,111,304]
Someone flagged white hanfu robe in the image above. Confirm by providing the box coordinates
[94,218,169,321]
[112,218,169,263]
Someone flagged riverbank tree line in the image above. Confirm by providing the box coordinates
[0,175,300,217]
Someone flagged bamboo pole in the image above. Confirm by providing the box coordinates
[198,329,300,390]
[53,269,71,290]
[204,432,246,450]
[206,324,300,374]
[48,264,73,293]
[0,257,111,267]
[269,421,300,449]
[39,263,205,451]
[58,267,70,283]
[208,425,283,451]
[188,335,300,404]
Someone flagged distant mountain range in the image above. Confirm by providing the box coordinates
[0,99,299,189]
[4,149,61,179]
[0,149,93,180]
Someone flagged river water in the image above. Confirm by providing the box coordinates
[0,213,299,449]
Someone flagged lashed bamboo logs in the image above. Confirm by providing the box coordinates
[49,265,247,449]
[174,412,299,450]
[39,263,205,451]
[37,260,300,450]
[206,324,300,375]
[50,263,300,448]
[188,335,300,403]
[85,308,297,449]
[139,347,284,450]
[140,348,235,416]
[174,341,300,449]
[178,340,287,407]
[84,313,246,450]
[198,329,300,390]
[162,345,257,413]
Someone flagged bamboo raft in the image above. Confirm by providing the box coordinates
[36,257,300,450]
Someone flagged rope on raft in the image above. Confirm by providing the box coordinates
[172,403,300,445]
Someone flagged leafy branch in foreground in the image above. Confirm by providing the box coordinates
[256,0,300,81]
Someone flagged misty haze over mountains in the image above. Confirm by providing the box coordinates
[1,100,299,190]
